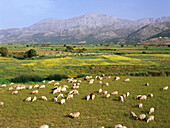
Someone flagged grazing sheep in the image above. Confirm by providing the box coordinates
[32,96,37,102]
[106,76,111,79]
[42,80,46,84]
[53,98,58,102]
[149,107,154,114]
[63,85,69,88]
[8,87,14,91]
[148,93,153,97]
[139,114,146,120]
[139,95,147,100]
[31,90,38,94]
[98,89,102,93]
[57,94,64,98]
[98,81,102,84]
[78,80,82,83]
[103,83,109,86]
[147,115,154,123]
[67,94,73,100]
[86,95,90,101]
[72,85,79,89]
[119,96,124,102]
[28,86,33,90]
[106,94,110,98]
[97,126,104,128]
[137,103,143,108]
[130,111,138,119]
[0,102,4,106]
[114,76,120,81]
[61,87,67,92]
[34,84,39,88]
[122,94,126,98]
[163,86,168,90]
[1,84,6,87]
[10,83,14,85]
[60,99,66,104]
[121,126,127,128]
[135,95,142,99]
[53,87,61,94]
[47,81,52,84]
[126,92,130,97]
[39,124,49,128]
[114,124,122,128]
[25,97,32,102]
[51,80,55,83]
[54,82,59,86]
[20,86,26,90]
[102,91,108,95]
[69,90,79,95]
[145,83,149,86]
[70,112,80,118]
[39,85,45,89]
[90,93,95,100]
[41,96,48,101]
[111,91,118,95]
[124,78,130,82]
[15,86,21,90]
[12,90,18,95]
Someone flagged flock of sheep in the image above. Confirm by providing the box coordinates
[0,75,169,128]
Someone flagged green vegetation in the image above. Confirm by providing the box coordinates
[24,49,37,58]
[0,47,8,57]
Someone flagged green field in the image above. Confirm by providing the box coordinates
[0,76,169,128]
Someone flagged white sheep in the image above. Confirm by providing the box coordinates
[91,94,95,100]
[149,107,154,114]
[97,126,104,128]
[86,95,90,100]
[54,82,59,86]
[8,87,14,91]
[61,87,67,92]
[10,83,14,85]
[42,80,46,84]
[103,83,109,86]
[32,96,37,102]
[147,115,154,123]
[53,98,58,102]
[67,94,73,100]
[106,76,111,79]
[98,89,102,93]
[41,96,48,101]
[57,94,64,98]
[34,84,39,88]
[102,91,108,95]
[0,102,4,106]
[28,86,33,90]
[39,124,49,128]
[124,78,130,82]
[137,103,143,108]
[72,85,79,89]
[119,96,124,102]
[163,86,168,90]
[12,90,18,95]
[126,92,130,97]
[139,114,146,120]
[60,99,66,104]
[145,83,149,86]
[20,86,25,90]
[1,84,6,87]
[114,124,122,128]
[69,90,79,95]
[114,76,120,81]
[130,111,138,119]
[106,94,111,98]
[139,95,147,100]
[98,81,102,84]
[135,95,142,99]
[78,80,82,83]
[122,94,126,98]
[15,86,21,90]
[70,112,80,118]
[148,93,153,97]
[111,91,118,95]
[25,97,32,102]
[39,85,45,89]
[31,90,38,94]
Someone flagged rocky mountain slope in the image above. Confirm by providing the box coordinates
[0,13,170,44]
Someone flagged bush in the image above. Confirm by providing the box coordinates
[0,47,8,57]
[47,74,68,81]
[24,49,37,58]
[148,71,165,76]
[12,74,44,83]
[76,74,86,78]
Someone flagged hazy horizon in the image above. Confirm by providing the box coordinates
[0,0,170,29]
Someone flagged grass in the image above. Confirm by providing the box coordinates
[0,76,169,128]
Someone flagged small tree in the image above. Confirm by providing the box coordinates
[25,49,37,58]
[0,47,8,57]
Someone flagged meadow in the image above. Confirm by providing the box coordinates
[0,76,169,128]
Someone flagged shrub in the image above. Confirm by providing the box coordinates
[12,74,44,83]
[0,47,8,57]
[76,74,86,78]
[24,49,37,58]
[47,74,68,81]
[148,71,165,76]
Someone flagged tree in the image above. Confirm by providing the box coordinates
[25,49,37,58]
[0,47,8,57]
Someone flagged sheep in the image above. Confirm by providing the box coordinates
[98,89,102,93]
[31,90,38,94]
[42,80,46,84]
[111,91,118,95]
[76,83,80,86]
[103,83,109,86]
[102,91,108,95]
[25,97,32,102]
[121,126,127,128]
[8,87,14,91]
[1,84,6,87]
[32,96,37,102]
[69,90,79,95]
[137,103,143,108]
[0,102,4,106]
[54,82,59,86]
[121,94,126,98]
[10,83,14,85]
[72,85,79,89]
[63,85,69,88]
[53,87,61,94]
[126,92,130,97]
[145,83,149,86]
[106,76,111,79]
[139,114,146,120]
[114,76,120,81]
[70,112,80,118]
[53,98,58,102]
[139,95,147,100]
[41,96,48,101]
[163,86,168,90]
[39,85,45,89]
[51,80,55,83]
[114,124,122,128]
[135,95,142,99]
[98,81,102,84]
[149,107,154,114]
[119,96,124,102]
[97,126,104,128]
[57,94,64,98]
[20,86,26,90]
[90,93,95,100]
[124,78,130,82]
[28,86,33,90]
[39,124,49,128]
[34,84,39,88]
[15,86,21,90]
[148,93,153,97]
[130,111,138,119]
[147,115,154,123]
[12,90,18,95]
[61,87,67,92]
[78,80,82,83]
[85,95,90,101]
[47,81,52,84]
[106,94,110,98]
[67,94,73,100]
[60,99,66,104]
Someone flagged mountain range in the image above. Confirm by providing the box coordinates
[0,13,170,44]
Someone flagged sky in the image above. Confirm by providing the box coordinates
[0,0,170,29]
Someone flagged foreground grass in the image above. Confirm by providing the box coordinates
[0,76,169,128]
